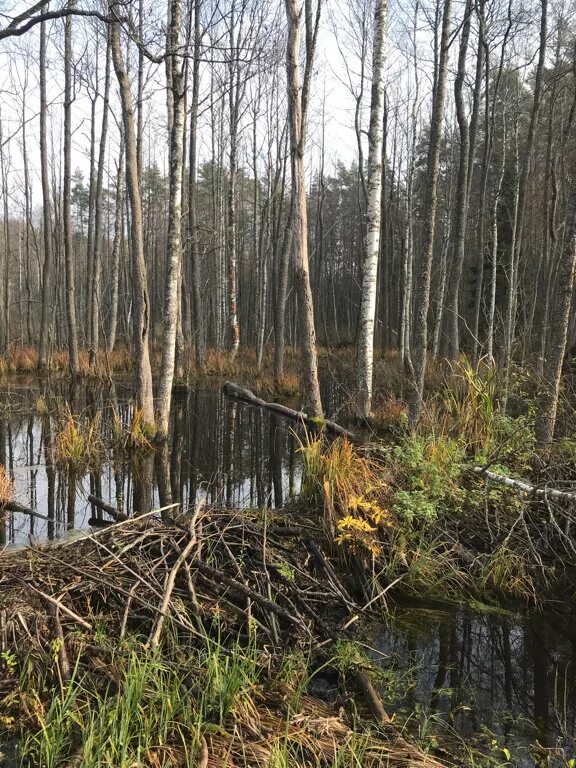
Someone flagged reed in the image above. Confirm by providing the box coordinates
[53,405,105,470]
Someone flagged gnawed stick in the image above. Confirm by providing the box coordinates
[473,466,576,501]
[355,669,392,724]
[25,582,92,631]
[306,540,357,609]
[222,381,361,443]
[197,561,309,633]
[50,603,71,681]
[149,500,203,648]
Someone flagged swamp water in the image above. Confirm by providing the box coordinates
[0,378,575,766]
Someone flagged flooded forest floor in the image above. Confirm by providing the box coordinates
[1,348,576,767]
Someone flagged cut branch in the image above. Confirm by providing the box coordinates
[473,466,576,501]
[222,381,360,442]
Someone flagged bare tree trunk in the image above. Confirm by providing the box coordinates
[445,0,472,361]
[486,111,507,363]
[0,120,9,351]
[400,10,419,369]
[156,0,186,440]
[63,0,80,374]
[86,92,97,349]
[408,0,451,425]
[21,87,34,346]
[535,181,576,448]
[504,0,547,367]
[356,0,387,418]
[188,0,205,368]
[284,0,323,416]
[110,8,155,428]
[89,32,111,371]
[273,184,293,385]
[38,16,54,370]
[107,143,124,354]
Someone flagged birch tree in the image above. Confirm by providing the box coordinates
[356,0,387,418]
[156,0,186,440]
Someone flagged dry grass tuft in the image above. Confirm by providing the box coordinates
[373,396,408,430]
[54,405,105,469]
[299,435,395,558]
[0,465,14,507]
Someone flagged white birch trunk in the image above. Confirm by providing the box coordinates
[156,0,186,440]
[356,0,387,418]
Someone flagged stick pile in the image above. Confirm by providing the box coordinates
[0,504,448,768]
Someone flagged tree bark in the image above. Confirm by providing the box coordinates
[110,7,155,428]
[38,16,54,371]
[535,181,576,448]
[284,0,323,417]
[444,0,472,361]
[63,0,80,374]
[408,0,452,425]
[89,31,111,371]
[356,0,387,418]
[503,0,547,368]
[156,0,186,440]
[188,0,205,368]
[107,144,124,354]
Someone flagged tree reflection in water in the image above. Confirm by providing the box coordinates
[372,604,576,762]
[0,380,312,545]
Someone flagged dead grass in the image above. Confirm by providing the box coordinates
[0,464,14,507]
[53,405,105,470]
[299,435,395,558]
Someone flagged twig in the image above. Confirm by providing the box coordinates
[149,500,204,648]
[197,562,309,633]
[25,582,92,631]
[355,669,391,724]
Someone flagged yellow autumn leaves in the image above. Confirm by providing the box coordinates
[336,495,393,557]
[299,435,396,560]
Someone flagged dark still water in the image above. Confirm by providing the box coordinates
[371,603,576,766]
[0,375,351,547]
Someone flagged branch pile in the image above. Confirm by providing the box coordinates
[0,505,448,768]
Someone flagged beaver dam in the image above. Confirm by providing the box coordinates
[0,502,455,768]
[1,374,576,766]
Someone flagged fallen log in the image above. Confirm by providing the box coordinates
[87,494,128,522]
[4,500,54,523]
[473,467,576,501]
[222,381,361,443]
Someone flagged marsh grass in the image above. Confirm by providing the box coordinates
[479,544,539,604]
[299,434,395,557]
[8,625,419,768]
[111,404,154,452]
[0,464,14,507]
[299,427,551,607]
[53,405,105,470]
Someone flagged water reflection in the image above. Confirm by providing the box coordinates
[373,604,576,763]
[0,380,314,546]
